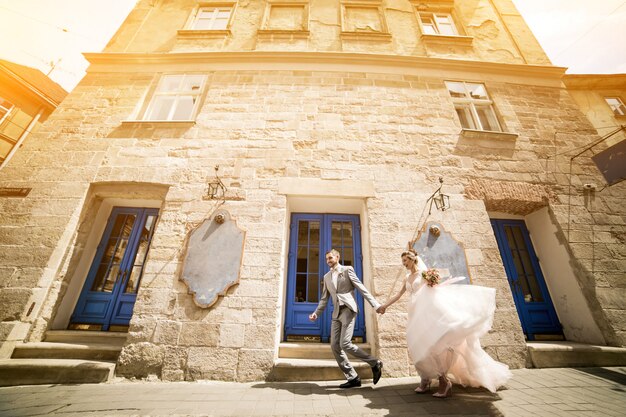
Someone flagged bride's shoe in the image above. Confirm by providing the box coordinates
[414,380,431,393]
[432,379,452,398]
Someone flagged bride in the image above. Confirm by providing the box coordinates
[379,248,512,397]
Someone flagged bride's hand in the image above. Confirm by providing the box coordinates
[376,305,386,314]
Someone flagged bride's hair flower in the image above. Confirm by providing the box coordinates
[422,268,440,287]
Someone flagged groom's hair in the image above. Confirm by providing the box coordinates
[326,248,341,258]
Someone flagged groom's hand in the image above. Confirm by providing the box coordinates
[308,312,318,321]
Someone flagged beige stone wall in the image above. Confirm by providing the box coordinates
[1,62,624,379]
[103,0,550,66]
[561,74,626,346]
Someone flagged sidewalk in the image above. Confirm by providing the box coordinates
[0,367,624,417]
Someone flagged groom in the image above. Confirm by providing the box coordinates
[309,249,384,388]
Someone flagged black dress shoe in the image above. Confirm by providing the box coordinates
[372,361,383,385]
[339,377,361,388]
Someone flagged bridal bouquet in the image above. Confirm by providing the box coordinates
[422,268,440,287]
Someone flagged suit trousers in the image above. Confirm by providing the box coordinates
[331,305,378,380]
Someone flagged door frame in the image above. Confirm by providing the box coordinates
[51,198,162,331]
[70,206,159,331]
[491,218,562,340]
[279,195,376,347]
[284,213,366,342]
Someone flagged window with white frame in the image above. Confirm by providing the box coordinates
[0,97,14,125]
[191,6,232,30]
[143,75,207,121]
[445,81,502,132]
[419,12,458,36]
[604,97,626,116]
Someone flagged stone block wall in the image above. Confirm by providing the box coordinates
[0,66,624,381]
[103,0,550,67]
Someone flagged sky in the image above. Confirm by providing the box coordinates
[0,0,625,92]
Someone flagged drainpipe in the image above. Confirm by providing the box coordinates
[0,108,43,170]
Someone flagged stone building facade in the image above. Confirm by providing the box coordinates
[0,0,624,383]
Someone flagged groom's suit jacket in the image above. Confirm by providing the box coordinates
[314,264,381,319]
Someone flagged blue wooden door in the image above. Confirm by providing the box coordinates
[71,207,159,330]
[284,213,366,342]
[491,219,562,340]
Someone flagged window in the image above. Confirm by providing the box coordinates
[143,75,207,121]
[605,97,626,116]
[446,81,501,132]
[0,97,14,125]
[419,12,457,35]
[413,4,472,46]
[191,6,232,30]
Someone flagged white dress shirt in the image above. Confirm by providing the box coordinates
[331,267,344,306]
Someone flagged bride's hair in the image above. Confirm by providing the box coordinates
[401,248,418,261]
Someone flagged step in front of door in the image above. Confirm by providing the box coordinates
[278,342,371,360]
[11,342,122,361]
[0,359,115,387]
[44,330,128,347]
[527,341,626,368]
[267,358,374,382]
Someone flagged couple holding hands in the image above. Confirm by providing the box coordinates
[308,248,512,397]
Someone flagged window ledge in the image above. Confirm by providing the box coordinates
[460,129,518,141]
[177,29,231,39]
[121,120,196,128]
[340,31,392,41]
[257,29,310,39]
[421,33,473,46]
[614,114,626,120]
[410,0,454,6]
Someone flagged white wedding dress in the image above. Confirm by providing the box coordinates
[405,257,512,393]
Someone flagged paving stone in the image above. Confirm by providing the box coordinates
[0,367,624,416]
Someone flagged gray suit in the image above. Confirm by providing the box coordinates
[313,264,381,380]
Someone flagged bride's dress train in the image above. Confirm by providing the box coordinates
[406,259,512,393]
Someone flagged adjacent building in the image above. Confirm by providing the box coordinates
[563,74,626,146]
[0,0,624,384]
[0,59,68,168]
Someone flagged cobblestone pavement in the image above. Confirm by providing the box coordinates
[0,367,624,417]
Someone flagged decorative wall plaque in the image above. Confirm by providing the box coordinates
[181,210,245,308]
[411,221,471,284]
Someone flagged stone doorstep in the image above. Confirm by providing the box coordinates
[527,341,626,368]
[11,342,122,361]
[44,330,128,347]
[268,358,373,382]
[278,342,371,360]
[0,359,116,387]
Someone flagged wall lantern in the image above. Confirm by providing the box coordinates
[427,177,451,214]
[433,191,450,212]
[206,165,226,200]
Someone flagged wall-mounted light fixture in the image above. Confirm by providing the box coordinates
[206,165,226,200]
[427,177,450,214]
